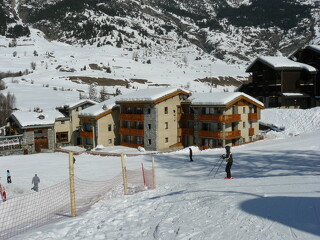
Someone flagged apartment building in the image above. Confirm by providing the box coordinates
[180,92,265,148]
[78,97,121,149]
[239,56,318,109]
[115,87,190,151]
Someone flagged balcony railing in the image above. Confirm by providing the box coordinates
[198,130,241,140]
[248,113,258,121]
[121,142,143,148]
[119,114,144,121]
[79,131,93,139]
[198,114,241,123]
[120,128,144,136]
[249,128,254,136]
[0,135,24,150]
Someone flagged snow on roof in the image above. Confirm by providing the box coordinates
[11,110,66,128]
[307,45,320,53]
[115,87,189,102]
[188,92,264,107]
[79,96,121,117]
[247,56,317,73]
[58,99,97,110]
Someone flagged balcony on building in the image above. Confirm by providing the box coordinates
[198,114,241,123]
[198,130,241,140]
[119,106,144,121]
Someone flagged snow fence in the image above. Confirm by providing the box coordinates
[0,168,154,240]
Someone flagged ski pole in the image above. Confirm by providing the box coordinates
[208,155,224,176]
[213,156,225,178]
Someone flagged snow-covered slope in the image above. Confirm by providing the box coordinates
[0,107,320,240]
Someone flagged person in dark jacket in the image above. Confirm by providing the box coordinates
[31,174,40,192]
[224,145,233,179]
[6,170,11,183]
[189,148,193,162]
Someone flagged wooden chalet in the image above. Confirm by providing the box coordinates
[239,56,318,108]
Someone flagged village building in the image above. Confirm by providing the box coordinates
[56,99,96,146]
[180,92,264,148]
[6,110,66,153]
[115,87,190,151]
[238,56,318,108]
[78,97,120,149]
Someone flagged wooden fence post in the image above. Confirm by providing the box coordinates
[121,153,129,195]
[69,152,76,217]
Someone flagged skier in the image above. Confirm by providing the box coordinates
[7,170,12,183]
[0,183,6,201]
[223,145,233,179]
[189,147,193,162]
[31,174,40,192]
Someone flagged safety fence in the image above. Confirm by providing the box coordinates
[0,155,155,240]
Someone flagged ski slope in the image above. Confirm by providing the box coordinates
[0,110,319,239]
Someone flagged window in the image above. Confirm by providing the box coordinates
[85,138,93,145]
[56,132,68,142]
[243,107,246,113]
[164,107,168,114]
[243,122,246,128]
[108,139,112,144]
[148,124,151,129]
[148,139,151,145]
[84,123,93,132]
[147,108,151,114]
[108,124,112,131]
[137,136,143,145]
[165,137,168,143]
[61,121,65,124]
[165,122,168,129]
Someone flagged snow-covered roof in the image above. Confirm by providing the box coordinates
[188,92,264,107]
[306,45,320,53]
[11,110,66,128]
[115,87,189,103]
[247,56,317,73]
[57,99,97,110]
[79,96,121,117]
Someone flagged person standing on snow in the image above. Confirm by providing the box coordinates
[7,170,12,183]
[189,147,193,162]
[223,145,233,179]
[31,174,40,192]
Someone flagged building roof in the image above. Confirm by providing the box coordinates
[11,110,66,129]
[79,96,121,118]
[246,56,317,73]
[306,45,320,54]
[188,92,264,108]
[115,87,190,103]
[57,99,97,110]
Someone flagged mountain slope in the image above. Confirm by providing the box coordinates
[1,0,316,64]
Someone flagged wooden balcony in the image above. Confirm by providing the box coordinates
[249,128,254,136]
[180,113,194,121]
[79,131,93,139]
[198,114,241,123]
[181,128,194,136]
[199,130,241,140]
[119,114,144,121]
[120,128,144,136]
[121,142,143,148]
[248,113,258,121]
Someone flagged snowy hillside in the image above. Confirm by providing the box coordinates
[0,27,245,111]
[0,108,319,240]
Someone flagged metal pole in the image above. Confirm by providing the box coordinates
[141,163,146,187]
[213,157,225,178]
[152,157,156,189]
[69,152,76,217]
[121,153,128,195]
